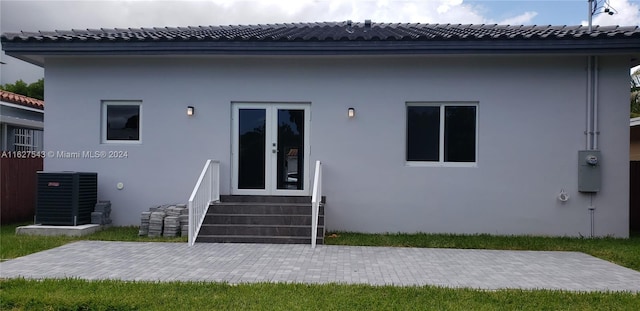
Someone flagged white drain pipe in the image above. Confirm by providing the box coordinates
[586,56,593,150]
[593,57,600,150]
[585,55,600,238]
[585,55,600,150]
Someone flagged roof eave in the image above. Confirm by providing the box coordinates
[0,100,44,112]
[3,39,640,65]
[2,53,45,67]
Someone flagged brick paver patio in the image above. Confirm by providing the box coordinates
[1,241,639,292]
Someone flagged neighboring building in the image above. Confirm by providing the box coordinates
[631,118,640,232]
[632,117,640,161]
[0,90,43,151]
[0,90,44,224]
[2,22,638,237]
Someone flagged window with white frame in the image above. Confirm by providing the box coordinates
[406,102,477,165]
[13,128,43,151]
[102,101,141,143]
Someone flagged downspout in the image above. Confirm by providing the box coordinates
[586,55,599,238]
[586,56,593,150]
[593,56,600,150]
[585,55,600,150]
[592,57,600,237]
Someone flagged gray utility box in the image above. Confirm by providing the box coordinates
[578,150,601,193]
[36,172,98,225]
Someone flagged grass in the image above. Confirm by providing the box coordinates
[0,223,185,261]
[324,231,640,272]
[1,223,639,310]
[1,278,639,311]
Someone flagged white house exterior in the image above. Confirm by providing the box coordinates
[2,22,638,237]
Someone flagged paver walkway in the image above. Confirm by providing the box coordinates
[1,241,639,292]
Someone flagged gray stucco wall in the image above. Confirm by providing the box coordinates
[43,54,631,237]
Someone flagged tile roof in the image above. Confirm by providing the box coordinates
[0,90,44,110]
[3,22,639,42]
[2,22,640,64]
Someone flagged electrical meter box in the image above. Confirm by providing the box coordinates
[578,150,601,192]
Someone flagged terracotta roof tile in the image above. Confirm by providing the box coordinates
[0,90,44,110]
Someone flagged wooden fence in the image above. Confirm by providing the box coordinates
[631,161,640,232]
[1,157,43,224]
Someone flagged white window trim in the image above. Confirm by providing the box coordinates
[101,100,142,144]
[405,102,478,168]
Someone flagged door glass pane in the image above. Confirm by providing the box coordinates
[407,106,440,161]
[444,106,476,162]
[238,109,266,189]
[277,109,304,190]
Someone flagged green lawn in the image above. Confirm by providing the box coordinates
[1,223,639,310]
[1,278,639,311]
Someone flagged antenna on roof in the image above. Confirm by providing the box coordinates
[588,0,617,32]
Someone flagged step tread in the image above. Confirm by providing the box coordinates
[201,223,323,227]
[198,195,326,245]
[205,213,323,216]
[203,214,324,225]
[218,195,325,204]
[196,238,324,245]
[202,223,324,229]
[198,234,322,239]
[212,202,323,207]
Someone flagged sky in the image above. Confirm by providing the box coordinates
[1,0,640,84]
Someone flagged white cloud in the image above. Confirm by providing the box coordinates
[437,0,464,14]
[0,0,524,33]
[582,0,640,26]
[499,11,538,26]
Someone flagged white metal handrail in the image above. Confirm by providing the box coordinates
[188,159,220,246]
[311,160,322,248]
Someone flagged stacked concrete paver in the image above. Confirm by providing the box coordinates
[91,201,112,225]
[139,204,188,237]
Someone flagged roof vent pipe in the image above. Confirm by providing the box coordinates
[346,20,354,34]
[365,19,372,28]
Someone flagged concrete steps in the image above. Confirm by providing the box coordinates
[196,195,324,245]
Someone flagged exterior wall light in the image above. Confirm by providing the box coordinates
[348,107,355,118]
[187,106,195,116]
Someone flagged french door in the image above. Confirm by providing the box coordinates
[231,103,310,195]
